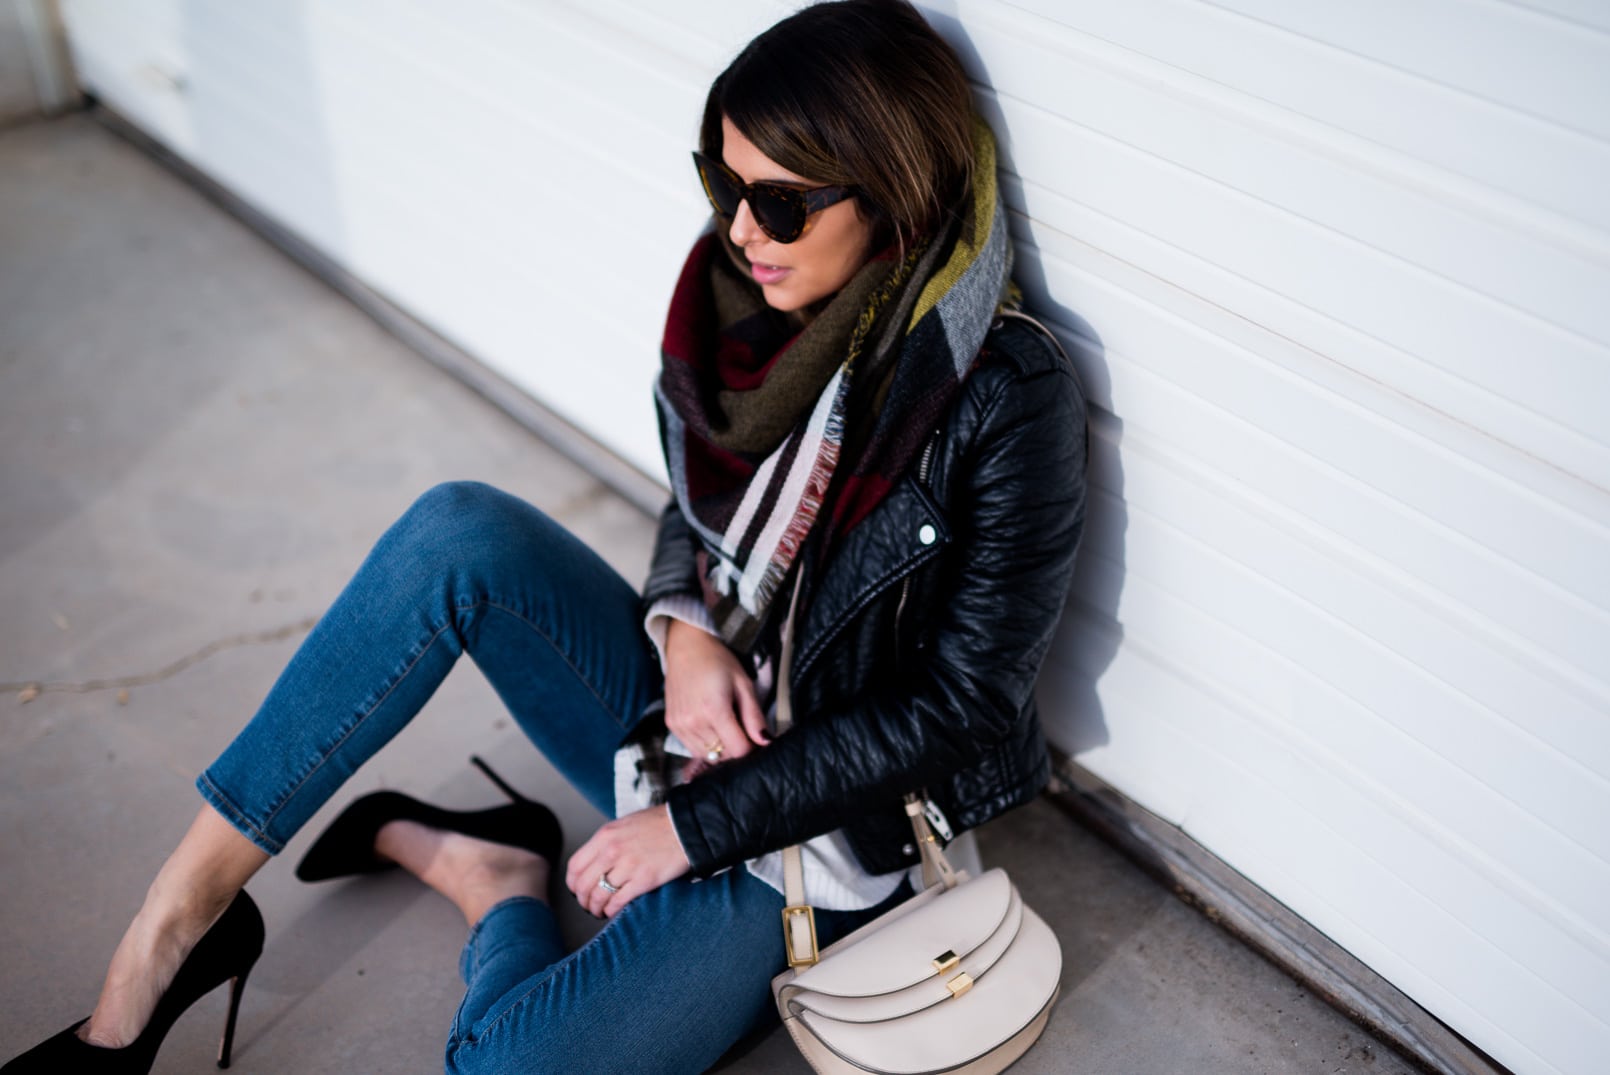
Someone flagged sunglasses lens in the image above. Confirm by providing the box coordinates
[698,160,742,218]
[711,185,743,220]
[749,187,805,243]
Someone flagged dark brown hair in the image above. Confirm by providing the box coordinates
[700,0,976,249]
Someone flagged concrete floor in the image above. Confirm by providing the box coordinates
[0,114,1423,1074]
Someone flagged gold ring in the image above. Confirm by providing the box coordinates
[705,740,724,764]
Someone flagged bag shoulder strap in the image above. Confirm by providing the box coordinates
[774,569,959,968]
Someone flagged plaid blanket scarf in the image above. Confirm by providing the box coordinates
[654,119,1013,654]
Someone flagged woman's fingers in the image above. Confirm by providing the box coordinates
[564,836,601,906]
[663,620,762,763]
[587,868,619,917]
[710,704,752,761]
[565,806,690,919]
[601,858,675,917]
[676,696,766,765]
[599,807,688,917]
[701,675,766,760]
[671,708,744,762]
[734,673,769,747]
[566,831,621,918]
[601,875,645,919]
[669,688,751,762]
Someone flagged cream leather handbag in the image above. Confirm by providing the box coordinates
[767,579,1063,1074]
[770,805,1062,1074]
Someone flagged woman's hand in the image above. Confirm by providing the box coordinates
[663,618,769,764]
[566,804,690,917]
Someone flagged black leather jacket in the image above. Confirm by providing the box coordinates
[645,315,1088,878]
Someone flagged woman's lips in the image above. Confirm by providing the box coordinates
[749,261,791,285]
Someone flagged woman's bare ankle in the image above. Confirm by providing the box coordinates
[457,853,550,927]
[77,806,267,1048]
[377,819,549,926]
[77,908,193,1047]
[139,877,231,938]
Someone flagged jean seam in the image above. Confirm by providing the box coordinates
[463,895,545,957]
[196,772,284,855]
[457,885,641,1048]
[258,617,456,834]
[458,895,548,991]
[453,897,569,1049]
[457,964,550,1048]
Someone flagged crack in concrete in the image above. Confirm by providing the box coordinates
[5,616,318,700]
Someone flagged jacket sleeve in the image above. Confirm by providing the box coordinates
[641,496,705,617]
[665,355,1088,876]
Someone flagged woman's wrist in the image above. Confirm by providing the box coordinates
[666,616,721,660]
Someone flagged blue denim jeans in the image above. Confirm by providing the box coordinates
[196,482,904,1074]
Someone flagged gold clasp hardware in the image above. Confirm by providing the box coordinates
[783,906,819,968]
[932,950,959,974]
[946,971,974,998]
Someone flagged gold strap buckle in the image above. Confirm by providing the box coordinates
[783,905,819,967]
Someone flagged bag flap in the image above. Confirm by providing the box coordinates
[793,906,1062,1075]
[787,869,1014,998]
[783,887,1023,1024]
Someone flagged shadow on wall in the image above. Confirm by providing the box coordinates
[933,8,1126,757]
[1018,254,1125,758]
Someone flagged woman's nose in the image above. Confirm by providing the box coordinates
[728,198,764,247]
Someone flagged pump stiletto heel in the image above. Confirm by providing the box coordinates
[217,967,250,1068]
[2,890,265,1074]
[294,755,562,883]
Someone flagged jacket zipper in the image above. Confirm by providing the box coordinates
[893,430,940,655]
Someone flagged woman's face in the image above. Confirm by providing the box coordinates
[720,116,875,314]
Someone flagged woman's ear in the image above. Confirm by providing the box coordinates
[856,198,898,256]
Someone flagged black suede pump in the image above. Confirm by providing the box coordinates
[2,889,264,1073]
[294,755,562,883]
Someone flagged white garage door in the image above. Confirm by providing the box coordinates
[57,2,1610,1072]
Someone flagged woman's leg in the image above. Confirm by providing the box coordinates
[443,870,912,1075]
[79,481,660,1045]
[199,480,659,846]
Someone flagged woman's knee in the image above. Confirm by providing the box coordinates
[405,480,517,532]
[384,482,617,621]
[391,482,541,563]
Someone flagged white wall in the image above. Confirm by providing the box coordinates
[57,2,1610,1072]
[996,4,1610,1072]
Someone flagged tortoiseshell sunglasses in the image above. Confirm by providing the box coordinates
[692,151,855,244]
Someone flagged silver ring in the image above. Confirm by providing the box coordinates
[597,873,620,895]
